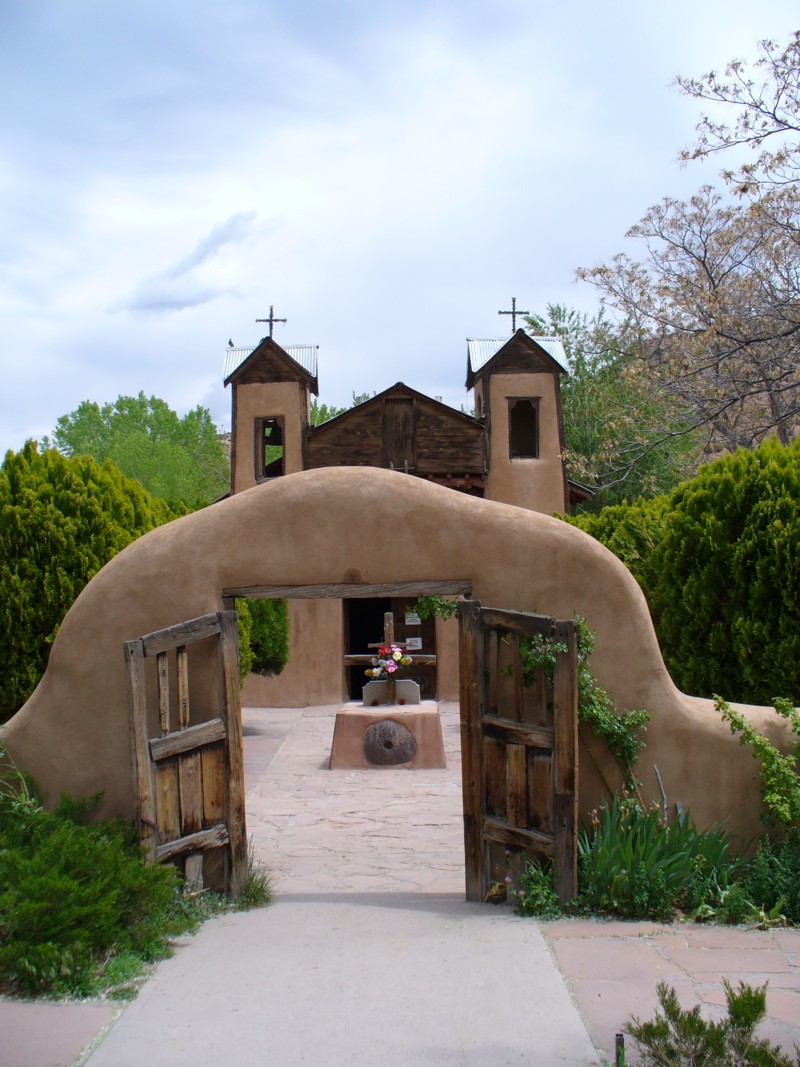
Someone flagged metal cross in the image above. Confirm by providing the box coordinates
[256,305,287,338]
[498,297,529,333]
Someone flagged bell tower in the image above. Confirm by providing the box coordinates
[224,338,318,495]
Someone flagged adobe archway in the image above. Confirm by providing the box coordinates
[2,466,792,846]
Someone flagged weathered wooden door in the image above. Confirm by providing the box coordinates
[458,600,578,904]
[124,610,247,896]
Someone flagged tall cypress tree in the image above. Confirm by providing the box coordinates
[0,442,176,722]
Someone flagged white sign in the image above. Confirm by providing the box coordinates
[405,612,421,626]
[406,637,423,650]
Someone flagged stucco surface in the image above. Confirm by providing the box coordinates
[2,466,791,843]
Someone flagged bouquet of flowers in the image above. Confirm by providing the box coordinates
[365,644,413,681]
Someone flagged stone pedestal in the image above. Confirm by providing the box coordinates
[328,701,446,769]
[362,678,421,706]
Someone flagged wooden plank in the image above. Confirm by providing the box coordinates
[343,654,437,666]
[487,630,499,716]
[201,745,226,824]
[458,600,485,902]
[510,635,524,722]
[482,736,507,820]
[124,639,158,859]
[483,816,554,855]
[553,620,579,903]
[149,718,227,762]
[177,645,190,729]
[219,609,248,897]
[528,752,552,833]
[178,751,203,835]
[154,823,229,861]
[154,760,180,844]
[222,580,473,601]
[157,651,169,736]
[140,613,222,656]
[479,607,555,638]
[184,853,204,891]
[482,715,554,750]
[506,743,527,828]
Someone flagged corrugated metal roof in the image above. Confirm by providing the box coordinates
[223,343,318,380]
[467,336,569,375]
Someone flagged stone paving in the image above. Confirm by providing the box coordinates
[242,702,800,1064]
[243,702,466,896]
[3,701,800,1065]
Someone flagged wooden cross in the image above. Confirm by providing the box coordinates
[498,296,529,333]
[342,611,436,670]
[367,612,402,653]
[256,305,287,338]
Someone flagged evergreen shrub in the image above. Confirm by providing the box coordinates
[0,442,177,722]
[0,777,184,997]
[567,438,800,704]
[247,599,288,676]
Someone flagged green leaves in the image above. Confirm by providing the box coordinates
[716,696,800,831]
[578,797,738,922]
[0,442,176,721]
[626,979,795,1065]
[518,618,649,786]
[51,392,229,510]
[569,437,800,706]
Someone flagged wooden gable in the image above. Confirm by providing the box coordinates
[305,382,486,486]
[224,337,319,395]
[466,330,566,390]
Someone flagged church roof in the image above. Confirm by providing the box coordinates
[467,334,569,376]
[224,343,319,382]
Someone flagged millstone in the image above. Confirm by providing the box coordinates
[363,719,417,766]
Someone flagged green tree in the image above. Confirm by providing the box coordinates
[0,442,177,722]
[51,393,229,509]
[526,305,700,509]
[568,437,800,704]
[310,399,348,426]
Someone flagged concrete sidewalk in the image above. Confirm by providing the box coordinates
[2,702,799,1066]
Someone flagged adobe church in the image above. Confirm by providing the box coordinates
[223,316,576,706]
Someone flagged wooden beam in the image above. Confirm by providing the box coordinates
[482,715,554,750]
[222,580,473,601]
[154,823,230,862]
[140,613,222,656]
[124,639,158,860]
[343,654,437,666]
[483,816,554,855]
[149,718,227,762]
[458,599,485,902]
[553,619,579,903]
[479,607,555,638]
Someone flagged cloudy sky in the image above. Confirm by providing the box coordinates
[2,1,798,455]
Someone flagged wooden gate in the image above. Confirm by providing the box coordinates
[458,600,578,904]
[124,611,247,896]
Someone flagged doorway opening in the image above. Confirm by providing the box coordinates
[344,596,437,700]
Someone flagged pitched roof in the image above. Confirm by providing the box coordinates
[466,330,569,388]
[223,338,319,393]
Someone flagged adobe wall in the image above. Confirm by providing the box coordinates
[231,379,307,492]
[485,371,566,513]
[2,467,794,848]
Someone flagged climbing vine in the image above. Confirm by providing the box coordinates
[715,695,800,829]
[517,619,649,788]
[412,597,649,787]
